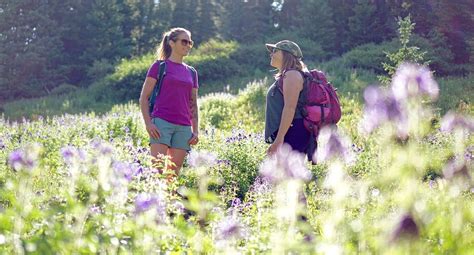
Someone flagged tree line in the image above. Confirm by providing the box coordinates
[1,0,473,101]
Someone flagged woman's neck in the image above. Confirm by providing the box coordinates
[168,53,183,64]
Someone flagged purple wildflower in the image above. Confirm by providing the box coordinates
[315,127,354,164]
[113,161,141,181]
[89,205,102,215]
[259,143,311,184]
[362,85,409,136]
[60,146,77,164]
[170,200,185,215]
[390,213,419,243]
[231,198,241,208]
[8,149,36,171]
[465,146,473,162]
[440,111,474,133]
[60,146,87,164]
[134,193,166,221]
[187,150,218,168]
[249,176,272,194]
[442,158,471,181]
[392,63,439,100]
[215,216,246,239]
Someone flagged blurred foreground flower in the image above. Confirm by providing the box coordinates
[361,85,408,136]
[113,161,142,181]
[440,111,474,133]
[443,158,472,182]
[134,193,166,217]
[316,127,354,164]
[390,213,419,243]
[188,150,218,168]
[60,145,87,164]
[8,144,41,172]
[259,143,311,184]
[215,216,247,240]
[392,63,439,100]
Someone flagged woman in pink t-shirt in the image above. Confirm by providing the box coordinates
[139,27,199,178]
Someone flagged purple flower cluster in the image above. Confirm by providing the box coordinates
[113,161,143,181]
[259,143,311,184]
[90,139,113,156]
[8,149,36,172]
[134,193,167,222]
[440,111,474,133]
[60,145,87,164]
[392,63,439,100]
[315,127,354,164]
[443,158,471,181]
[215,216,246,239]
[187,150,218,168]
[361,86,408,136]
[362,63,440,137]
[390,213,419,242]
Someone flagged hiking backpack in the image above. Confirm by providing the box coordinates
[278,69,341,136]
[148,60,197,114]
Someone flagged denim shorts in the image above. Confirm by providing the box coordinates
[150,117,193,151]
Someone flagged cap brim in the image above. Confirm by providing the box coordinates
[265,43,277,52]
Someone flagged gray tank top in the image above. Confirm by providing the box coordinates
[264,77,306,143]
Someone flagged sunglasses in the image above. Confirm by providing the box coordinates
[175,38,194,47]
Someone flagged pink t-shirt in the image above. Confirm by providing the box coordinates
[146,59,199,126]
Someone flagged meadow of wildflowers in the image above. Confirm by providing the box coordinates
[0,63,473,254]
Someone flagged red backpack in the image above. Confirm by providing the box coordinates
[278,69,341,136]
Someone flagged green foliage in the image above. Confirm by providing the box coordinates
[1,63,473,253]
[436,74,474,114]
[341,40,399,73]
[379,15,428,84]
[50,83,78,96]
[199,79,267,133]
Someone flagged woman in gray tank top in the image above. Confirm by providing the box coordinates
[264,40,310,155]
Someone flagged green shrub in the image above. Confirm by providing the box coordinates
[50,83,78,95]
[340,40,399,73]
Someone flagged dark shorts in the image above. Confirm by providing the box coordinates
[284,118,311,153]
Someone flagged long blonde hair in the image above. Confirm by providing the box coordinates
[155,27,191,60]
[276,51,307,79]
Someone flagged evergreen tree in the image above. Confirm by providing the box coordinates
[434,0,474,68]
[193,0,218,44]
[278,0,301,30]
[0,0,64,100]
[298,0,337,53]
[82,0,131,64]
[328,0,356,53]
[220,0,275,42]
[170,0,196,33]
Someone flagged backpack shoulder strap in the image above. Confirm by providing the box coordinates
[149,60,167,113]
[185,64,197,87]
[155,60,167,95]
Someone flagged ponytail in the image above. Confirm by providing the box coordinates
[155,27,191,60]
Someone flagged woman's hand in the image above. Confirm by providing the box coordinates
[146,123,160,139]
[267,140,283,155]
[188,133,199,145]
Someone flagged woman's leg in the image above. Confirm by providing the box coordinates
[167,148,188,176]
[151,143,169,172]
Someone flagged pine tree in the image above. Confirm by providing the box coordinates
[299,0,337,53]
[0,0,64,99]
